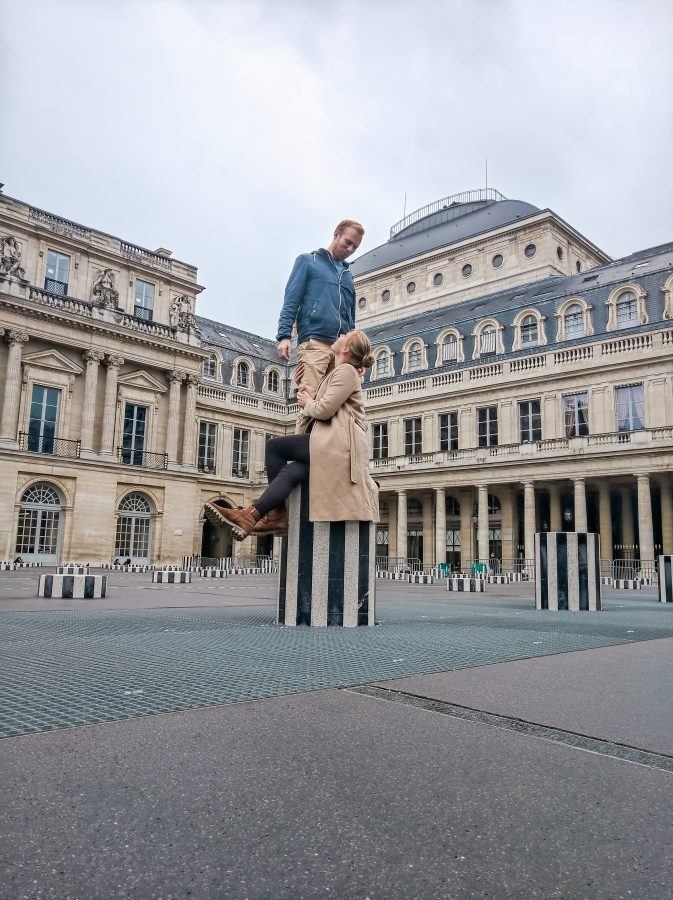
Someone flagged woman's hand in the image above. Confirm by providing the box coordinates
[297,389,311,408]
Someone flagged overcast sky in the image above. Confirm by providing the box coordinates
[3,0,672,338]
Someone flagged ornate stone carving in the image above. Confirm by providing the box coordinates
[185,372,200,386]
[105,354,125,369]
[169,294,196,331]
[82,349,105,365]
[0,235,27,280]
[91,269,119,308]
[6,330,29,347]
[166,369,186,385]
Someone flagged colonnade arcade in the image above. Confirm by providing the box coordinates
[377,474,673,570]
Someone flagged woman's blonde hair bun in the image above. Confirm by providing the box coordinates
[346,330,374,369]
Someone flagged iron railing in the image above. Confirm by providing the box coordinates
[133,305,153,321]
[197,461,217,475]
[117,447,168,470]
[608,558,658,581]
[18,432,81,459]
[375,556,424,573]
[43,278,68,295]
[231,467,249,479]
[390,188,507,238]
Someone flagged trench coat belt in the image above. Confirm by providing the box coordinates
[348,414,367,484]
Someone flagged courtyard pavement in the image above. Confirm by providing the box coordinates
[1,570,672,899]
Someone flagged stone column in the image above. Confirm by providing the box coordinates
[598,482,613,562]
[0,330,29,443]
[397,490,407,562]
[435,488,446,566]
[388,494,398,559]
[549,483,562,532]
[422,494,433,569]
[100,354,124,456]
[459,489,473,569]
[523,481,536,563]
[661,479,673,555]
[621,487,635,556]
[573,478,588,533]
[477,484,489,563]
[80,350,104,453]
[165,370,185,464]
[181,373,199,467]
[636,474,655,563]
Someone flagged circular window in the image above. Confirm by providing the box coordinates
[381,289,391,302]
[462,264,472,278]
[492,254,503,269]
[406,282,416,294]
[557,246,564,260]
[524,244,536,258]
[433,272,443,286]
[575,260,581,273]
[358,296,367,309]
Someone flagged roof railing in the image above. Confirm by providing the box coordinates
[390,188,507,239]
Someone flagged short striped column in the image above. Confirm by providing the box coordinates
[57,565,89,575]
[199,568,228,578]
[152,571,191,584]
[659,556,673,603]
[408,573,434,584]
[535,532,601,611]
[447,578,485,592]
[39,574,107,599]
[488,574,510,584]
[277,483,375,627]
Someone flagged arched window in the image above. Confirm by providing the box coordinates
[520,315,539,346]
[616,291,638,329]
[480,325,496,355]
[375,351,390,378]
[115,492,152,563]
[408,341,423,372]
[267,370,279,393]
[236,361,249,388]
[15,482,62,563]
[564,303,585,338]
[202,356,217,378]
[442,333,457,362]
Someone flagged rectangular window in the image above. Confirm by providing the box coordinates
[519,399,542,443]
[372,423,388,459]
[28,385,59,453]
[232,427,249,477]
[439,412,458,452]
[563,392,589,437]
[122,403,147,465]
[375,353,389,378]
[202,358,216,378]
[134,279,154,321]
[480,328,496,355]
[45,250,70,295]
[442,336,458,362]
[615,384,645,432]
[198,422,217,472]
[616,297,637,328]
[477,406,498,447]
[404,418,422,456]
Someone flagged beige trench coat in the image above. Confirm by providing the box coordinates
[301,363,379,523]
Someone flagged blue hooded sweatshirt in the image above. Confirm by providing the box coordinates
[276,248,356,345]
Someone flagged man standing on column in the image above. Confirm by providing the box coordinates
[276,220,364,428]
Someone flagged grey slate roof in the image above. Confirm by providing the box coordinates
[196,317,278,362]
[351,199,541,276]
[364,241,673,374]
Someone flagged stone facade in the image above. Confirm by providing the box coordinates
[1,188,671,571]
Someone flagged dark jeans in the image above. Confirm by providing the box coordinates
[254,435,310,517]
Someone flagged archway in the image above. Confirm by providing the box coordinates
[115,492,152,564]
[15,482,63,564]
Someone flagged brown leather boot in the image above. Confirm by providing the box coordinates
[219,505,261,541]
[252,507,288,535]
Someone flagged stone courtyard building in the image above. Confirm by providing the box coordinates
[0,187,671,570]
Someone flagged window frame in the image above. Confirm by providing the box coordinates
[232,427,250,477]
[563,392,589,438]
[372,422,388,460]
[197,421,217,472]
[518,398,542,443]
[615,384,645,432]
[404,417,422,456]
[477,405,498,447]
[439,411,458,452]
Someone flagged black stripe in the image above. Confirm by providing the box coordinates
[44,575,52,598]
[539,533,548,610]
[296,484,313,626]
[357,522,370,626]
[578,532,589,611]
[327,522,346,626]
[593,535,602,611]
[84,576,93,599]
[556,532,568,610]
[63,575,74,599]
[664,557,672,603]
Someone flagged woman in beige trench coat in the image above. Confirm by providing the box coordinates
[220,330,379,540]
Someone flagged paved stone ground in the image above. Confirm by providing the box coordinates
[1,570,672,899]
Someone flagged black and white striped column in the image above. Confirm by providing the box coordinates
[277,483,376,627]
[39,574,107,599]
[535,532,601,611]
[659,556,673,603]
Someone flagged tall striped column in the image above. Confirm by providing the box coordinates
[659,556,673,604]
[535,532,601,611]
[277,483,376,627]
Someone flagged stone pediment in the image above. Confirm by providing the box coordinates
[117,370,167,393]
[22,349,83,375]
